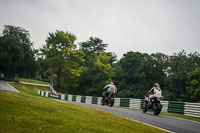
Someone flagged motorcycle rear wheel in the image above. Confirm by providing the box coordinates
[101,99,105,105]
[108,98,114,107]
[153,103,161,115]
[142,104,147,113]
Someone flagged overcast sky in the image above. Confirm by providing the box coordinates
[0,0,200,59]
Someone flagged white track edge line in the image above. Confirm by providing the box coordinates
[7,82,20,93]
[125,117,174,133]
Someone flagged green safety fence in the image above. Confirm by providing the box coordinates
[65,95,68,100]
[72,95,77,102]
[92,96,98,104]
[81,96,86,103]
[58,94,62,100]
[140,99,145,109]
[120,98,130,107]
[168,101,185,114]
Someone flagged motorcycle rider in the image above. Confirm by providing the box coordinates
[102,81,117,100]
[145,83,162,106]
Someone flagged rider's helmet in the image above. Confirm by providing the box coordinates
[110,81,114,85]
[154,83,160,88]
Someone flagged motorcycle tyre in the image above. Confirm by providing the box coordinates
[108,98,115,107]
[101,99,105,106]
[142,104,147,113]
[153,103,161,115]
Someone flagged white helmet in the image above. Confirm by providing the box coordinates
[154,83,160,88]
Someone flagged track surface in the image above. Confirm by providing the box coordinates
[0,80,19,92]
[57,100,200,133]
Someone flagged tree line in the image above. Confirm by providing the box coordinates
[0,25,200,102]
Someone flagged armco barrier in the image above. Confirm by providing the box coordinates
[92,96,98,104]
[72,95,76,102]
[160,101,168,112]
[38,90,200,118]
[184,102,200,117]
[120,98,130,107]
[86,96,92,104]
[76,95,81,103]
[114,98,120,106]
[65,95,68,100]
[168,101,185,114]
[129,98,141,109]
[68,95,72,101]
[81,96,86,103]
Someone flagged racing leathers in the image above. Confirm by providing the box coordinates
[102,83,117,98]
[145,87,162,105]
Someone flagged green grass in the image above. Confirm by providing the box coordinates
[0,83,167,133]
[18,78,50,85]
[10,83,51,97]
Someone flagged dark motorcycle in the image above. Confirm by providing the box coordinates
[142,96,163,115]
[101,93,115,107]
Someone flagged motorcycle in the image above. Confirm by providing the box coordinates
[142,94,163,115]
[101,93,115,107]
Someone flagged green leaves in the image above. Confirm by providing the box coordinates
[41,30,85,92]
[0,25,36,79]
[186,68,200,102]
[78,38,114,96]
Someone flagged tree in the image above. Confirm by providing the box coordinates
[114,51,169,98]
[0,25,36,79]
[79,37,108,55]
[79,53,114,96]
[186,68,200,102]
[166,51,200,101]
[41,30,85,92]
[116,52,148,98]
[78,37,114,96]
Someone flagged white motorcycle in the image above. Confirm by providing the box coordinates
[142,92,163,115]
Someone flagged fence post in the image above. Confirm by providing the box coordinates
[38,90,41,95]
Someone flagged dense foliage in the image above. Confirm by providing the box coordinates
[0,25,36,79]
[114,51,200,102]
[1,25,200,102]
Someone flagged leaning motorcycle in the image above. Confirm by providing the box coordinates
[142,94,163,115]
[101,93,115,107]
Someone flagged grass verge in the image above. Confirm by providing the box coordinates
[0,83,167,133]
[18,78,50,85]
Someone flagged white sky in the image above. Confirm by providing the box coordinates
[0,0,200,59]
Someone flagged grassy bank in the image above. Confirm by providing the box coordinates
[10,83,51,97]
[0,83,167,133]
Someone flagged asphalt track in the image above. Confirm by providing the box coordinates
[56,99,200,133]
[0,80,19,93]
